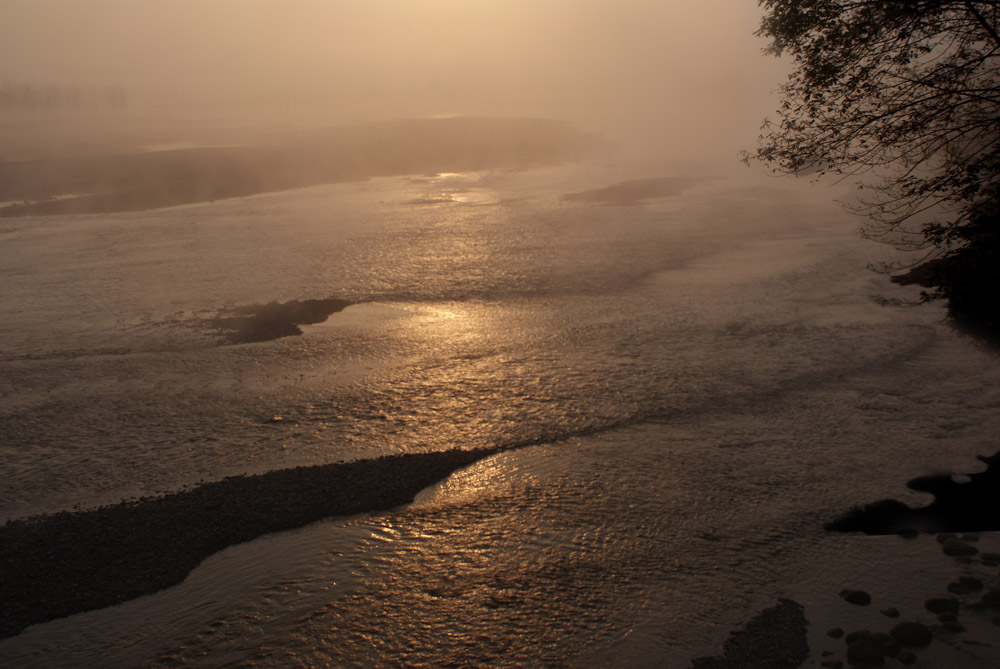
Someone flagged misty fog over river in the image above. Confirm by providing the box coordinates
[3,0,1000,666]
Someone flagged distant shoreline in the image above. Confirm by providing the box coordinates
[0,117,601,218]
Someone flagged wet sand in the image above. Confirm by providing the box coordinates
[0,448,501,639]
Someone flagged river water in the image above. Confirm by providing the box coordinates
[2,161,999,666]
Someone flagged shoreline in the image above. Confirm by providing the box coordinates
[0,447,502,639]
[0,117,600,218]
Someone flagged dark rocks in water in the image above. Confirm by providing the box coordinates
[839,589,872,606]
[0,447,500,640]
[210,297,351,344]
[846,635,885,666]
[897,650,918,665]
[980,588,1000,609]
[947,577,984,595]
[980,552,1000,565]
[925,598,960,615]
[942,538,979,557]
[942,619,966,633]
[827,627,845,639]
[690,599,809,669]
[880,607,901,618]
[889,622,932,648]
[825,451,1000,535]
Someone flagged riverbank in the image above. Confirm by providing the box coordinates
[0,448,501,639]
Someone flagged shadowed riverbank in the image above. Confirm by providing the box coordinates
[826,451,1000,535]
[0,448,501,640]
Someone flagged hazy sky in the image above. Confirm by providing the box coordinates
[0,0,788,161]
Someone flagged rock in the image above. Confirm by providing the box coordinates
[980,552,1000,565]
[925,597,960,615]
[873,632,900,657]
[959,532,980,541]
[943,620,966,632]
[827,627,845,639]
[266,415,284,423]
[890,622,932,648]
[942,539,979,556]
[845,630,871,644]
[839,589,872,606]
[938,613,957,622]
[880,607,900,618]
[847,636,885,666]
[947,577,984,595]
[980,588,1000,609]
[937,533,958,543]
[897,650,918,665]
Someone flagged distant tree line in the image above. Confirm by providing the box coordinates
[0,80,127,111]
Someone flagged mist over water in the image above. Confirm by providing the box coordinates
[3,1,1000,667]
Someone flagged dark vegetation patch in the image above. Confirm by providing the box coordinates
[0,448,500,639]
[826,451,1000,535]
[892,204,1000,344]
[209,297,351,344]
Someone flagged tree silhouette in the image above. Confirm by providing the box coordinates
[747,1,1000,337]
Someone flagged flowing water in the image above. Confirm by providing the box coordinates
[2,161,999,666]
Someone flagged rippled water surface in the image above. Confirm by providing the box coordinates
[2,162,999,666]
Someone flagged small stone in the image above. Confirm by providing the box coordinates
[840,589,872,606]
[880,607,900,618]
[897,650,918,665]
[827,627,845,639]
[890,622,933,648]
[266,415,284,423]
[874,632,900,657]
[942,539,978,556]
[847,637,885,666]
[845,630,872,644]
[947,576,984,595]
[980,552,1000,565]
[980,588,1000,609]
[925,597,960,615]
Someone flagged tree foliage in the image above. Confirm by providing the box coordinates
[749,1,1000,336]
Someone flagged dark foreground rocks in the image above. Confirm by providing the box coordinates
[0,448,499,639]
[825,451,1000,535]
[691,599,809,669]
